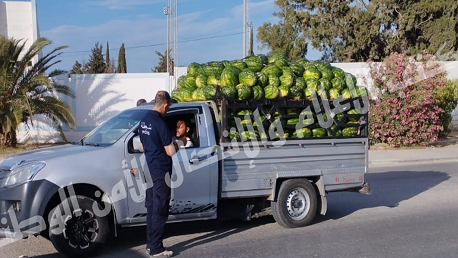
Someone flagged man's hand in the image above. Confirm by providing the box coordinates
[164,142,178,157]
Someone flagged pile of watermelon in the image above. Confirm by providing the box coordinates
[171,53,368,102]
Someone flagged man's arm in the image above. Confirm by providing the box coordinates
[164,141,178,156]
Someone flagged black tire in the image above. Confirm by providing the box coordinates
[48,195,109,258]
[271,179,317,228]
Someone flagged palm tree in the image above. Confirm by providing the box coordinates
[0,36,75,147]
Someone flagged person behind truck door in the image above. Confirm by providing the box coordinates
[137,98,147,106]
[138,91,178,258]
[175,119,194,148]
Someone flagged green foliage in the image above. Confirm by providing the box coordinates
[261,0,458,62]
[105,42,115,73]
[84,42,106,74]
[435,79,458,135]
[70,61,83,74]
[117,43,127,73]
[153,49,174,75]
[257,0,308,60]
[0,36,75,146]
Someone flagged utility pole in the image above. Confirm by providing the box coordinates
[164,0,178,91]
[243,0,250,58]
[163,5,171,76]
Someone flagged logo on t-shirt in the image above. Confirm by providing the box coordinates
[140,122,152,135]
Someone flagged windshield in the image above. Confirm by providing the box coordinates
[81,109,148,146]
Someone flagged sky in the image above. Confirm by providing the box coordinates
[24,0,321,73]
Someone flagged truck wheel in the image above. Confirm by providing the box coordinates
[48,195,109,258]
[271,179,317,228]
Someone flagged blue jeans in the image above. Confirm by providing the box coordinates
[146,173,171,255]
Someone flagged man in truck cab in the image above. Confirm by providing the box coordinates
[174,119,194,148]
[139,91,178,257]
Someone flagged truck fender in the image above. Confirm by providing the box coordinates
[268,177,327,215]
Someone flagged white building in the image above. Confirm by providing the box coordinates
[0,0,40,63]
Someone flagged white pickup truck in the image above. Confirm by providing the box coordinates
[0,99,371,257]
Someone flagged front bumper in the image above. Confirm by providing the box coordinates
[0,180,59,239]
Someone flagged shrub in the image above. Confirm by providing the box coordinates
[368,52,447,147]
[435,79,458,135]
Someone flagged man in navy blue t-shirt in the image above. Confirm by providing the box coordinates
[139,91,178,257]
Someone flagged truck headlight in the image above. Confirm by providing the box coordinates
[5,161,46,187]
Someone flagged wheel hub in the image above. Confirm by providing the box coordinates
[285,187,311,221]
[63,209,99,249]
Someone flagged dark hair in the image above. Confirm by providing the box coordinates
[154,91,171,107]
[176,119,190,128]
[136,98,147,106]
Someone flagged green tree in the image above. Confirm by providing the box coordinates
[105,41,115,73]
[84,42,106,73]
[0,36,75,147]
[248,25,254,56]
[257,0,308,60]
[69,61,83,74]
[117,43,127,73]
[152,49,174,75]
[271,0,458,62]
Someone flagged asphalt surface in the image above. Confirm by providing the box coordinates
[1,161,458,258]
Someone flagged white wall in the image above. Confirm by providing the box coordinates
[0,0,39,62]
[17,73,169,144]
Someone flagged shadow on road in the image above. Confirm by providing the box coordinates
[315,170,450,223]
[18,169,451,258]
[26,216,275,258]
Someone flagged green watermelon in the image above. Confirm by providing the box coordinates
[192,88,206,101]
[292,128,312,138]
[289,86,303,100]
[256,72,269,87]
[265,85,280,99]
[187,62,203,77]
[202,85,217,100]
[245,55,264,72]
[220,67,239,86]
[331,77,346,92]
[239,69,257,86]
[320,68,334,81]
[332,67,345,79]
[329,88,340,99]
[196,73,208,88]
[230,59,247,70]
[295,77,307,90]
[252,85,265,100]
[207,74,220,86]
[312,127,328,137]
[221,85,237,100]
[304,68,322,80]
[289,61,305,77]
[306,78,320,91]
[236,84,252,100]
[342,127,358,136]
[319,78,332,91]
[278,86,290,98]
[341,89,352,99]
[268,76,281,87]
[280,69,295,88]
[262,64,283,77]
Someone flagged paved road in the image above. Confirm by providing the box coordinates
[1,162,458,258]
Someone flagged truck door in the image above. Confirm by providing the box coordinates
[123,108,218,224]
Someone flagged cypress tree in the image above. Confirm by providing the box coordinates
[117,43,127,73]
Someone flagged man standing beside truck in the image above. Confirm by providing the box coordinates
[139,91,178,257]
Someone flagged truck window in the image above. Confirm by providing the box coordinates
[82,109,147,146]
[165,113,199,148]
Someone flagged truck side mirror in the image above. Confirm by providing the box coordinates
[131,135,143,153]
